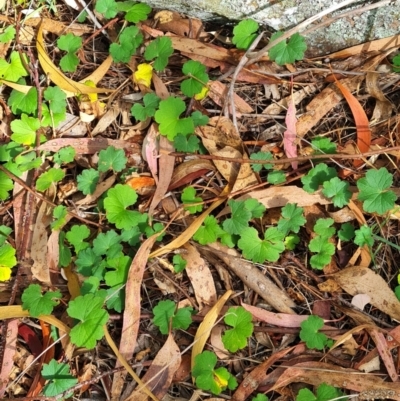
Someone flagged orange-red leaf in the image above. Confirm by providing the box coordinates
[334,78,371,167]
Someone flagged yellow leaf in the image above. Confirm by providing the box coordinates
[214,371,228,388]
[191,290,232,380]
[37,23,114,95]
[84,80,99,102]
[0,266,11,281]
[134,63,153,88]
[194,86,209,100]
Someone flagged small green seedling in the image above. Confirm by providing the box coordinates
[181,186,203,214]
[322,177,351,208]
[238,227,285,263]
[21,284,62,318]
[269,32,307,65]
[193,215,225,245]
[354,224,374,248]
[57,33,82,73]
[172,254,187,273]
[152,299,193,334]
[0,25,16,43]
[232,19,259,50]
[104,184,147,230]
[174,134,200,152]
[296,382,347,401]
[181,60,209,97]
[300,315,332,350]
[36,168,65,192]
[77,168,99,195]
[144,36,173,71]
[192,351,238,395]
[110,26,143,63]
[308,218,336,270]
[222,306,253,352]
[131,93,160,121]
[357,168,397,215]
[66,293,109,349]
[0,51,28,82]
[277,203,306,236]
[116,1,151,23]
[301,163,337,193]
[392,54,400,73]
[41,359,78,398]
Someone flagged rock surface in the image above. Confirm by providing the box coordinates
[143,0,400,56]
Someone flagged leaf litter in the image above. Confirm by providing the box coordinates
[1,2,400,401]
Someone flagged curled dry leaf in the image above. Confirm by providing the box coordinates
[169,159,215,191]
[206,243,296,314]
[126,333,181,401]
[111,234,159,400]
[148,135,174,217]
[332,265,400,321]
[183,243,217,309]
[269,361,400,400]
[0,319,18,397]
[208,81,254,116]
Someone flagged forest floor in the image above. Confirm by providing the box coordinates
[1,2,400,401]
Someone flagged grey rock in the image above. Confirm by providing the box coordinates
[141,0,400,56]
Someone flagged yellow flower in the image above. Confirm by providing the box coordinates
[134,63,153,88]
[0,266,11,281]
[194,86,209,100]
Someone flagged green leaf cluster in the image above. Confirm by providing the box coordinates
[21,284,62,318]
[269,32,307,65]
[296,382,346,401]
[232,19,259,50]
[154,96,209,141]
[222,307,253,352]
[57,33,82,73]
[181,186,203,214]
[181,60,209,97]
[42,359,78,398]
[144,36,173,71]
[357,168,397,215]
[152,299,193,334]
[299,315,330,350]
[110,26,143,63]
[192,351,238,395]
[250,151,286,184]
[309,218,336,270]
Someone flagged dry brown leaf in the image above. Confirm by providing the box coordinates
[369,328,398,382]
[325,33,400,59]
[155,10,203,38]
[296,54,387,140]
[196,117,258,191]
[333,76,371,167]
[148,135,175,217]
[110,234,159,400]
[232,347,294,401]
[240,186,331,208]
[333,266,400,320]
[183,243,217,309]
[241,303,327,328]
[206,243,296,314]
[126,334,181,401]
[269,361,400,399]
[31,201,52,284]
[366,71,393,123]
[0,16,92,35]
[38,138,140,162]
[169,159,215,191]
[0,319,18,397]
[208,81,254,115]
[91,105,121,136]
